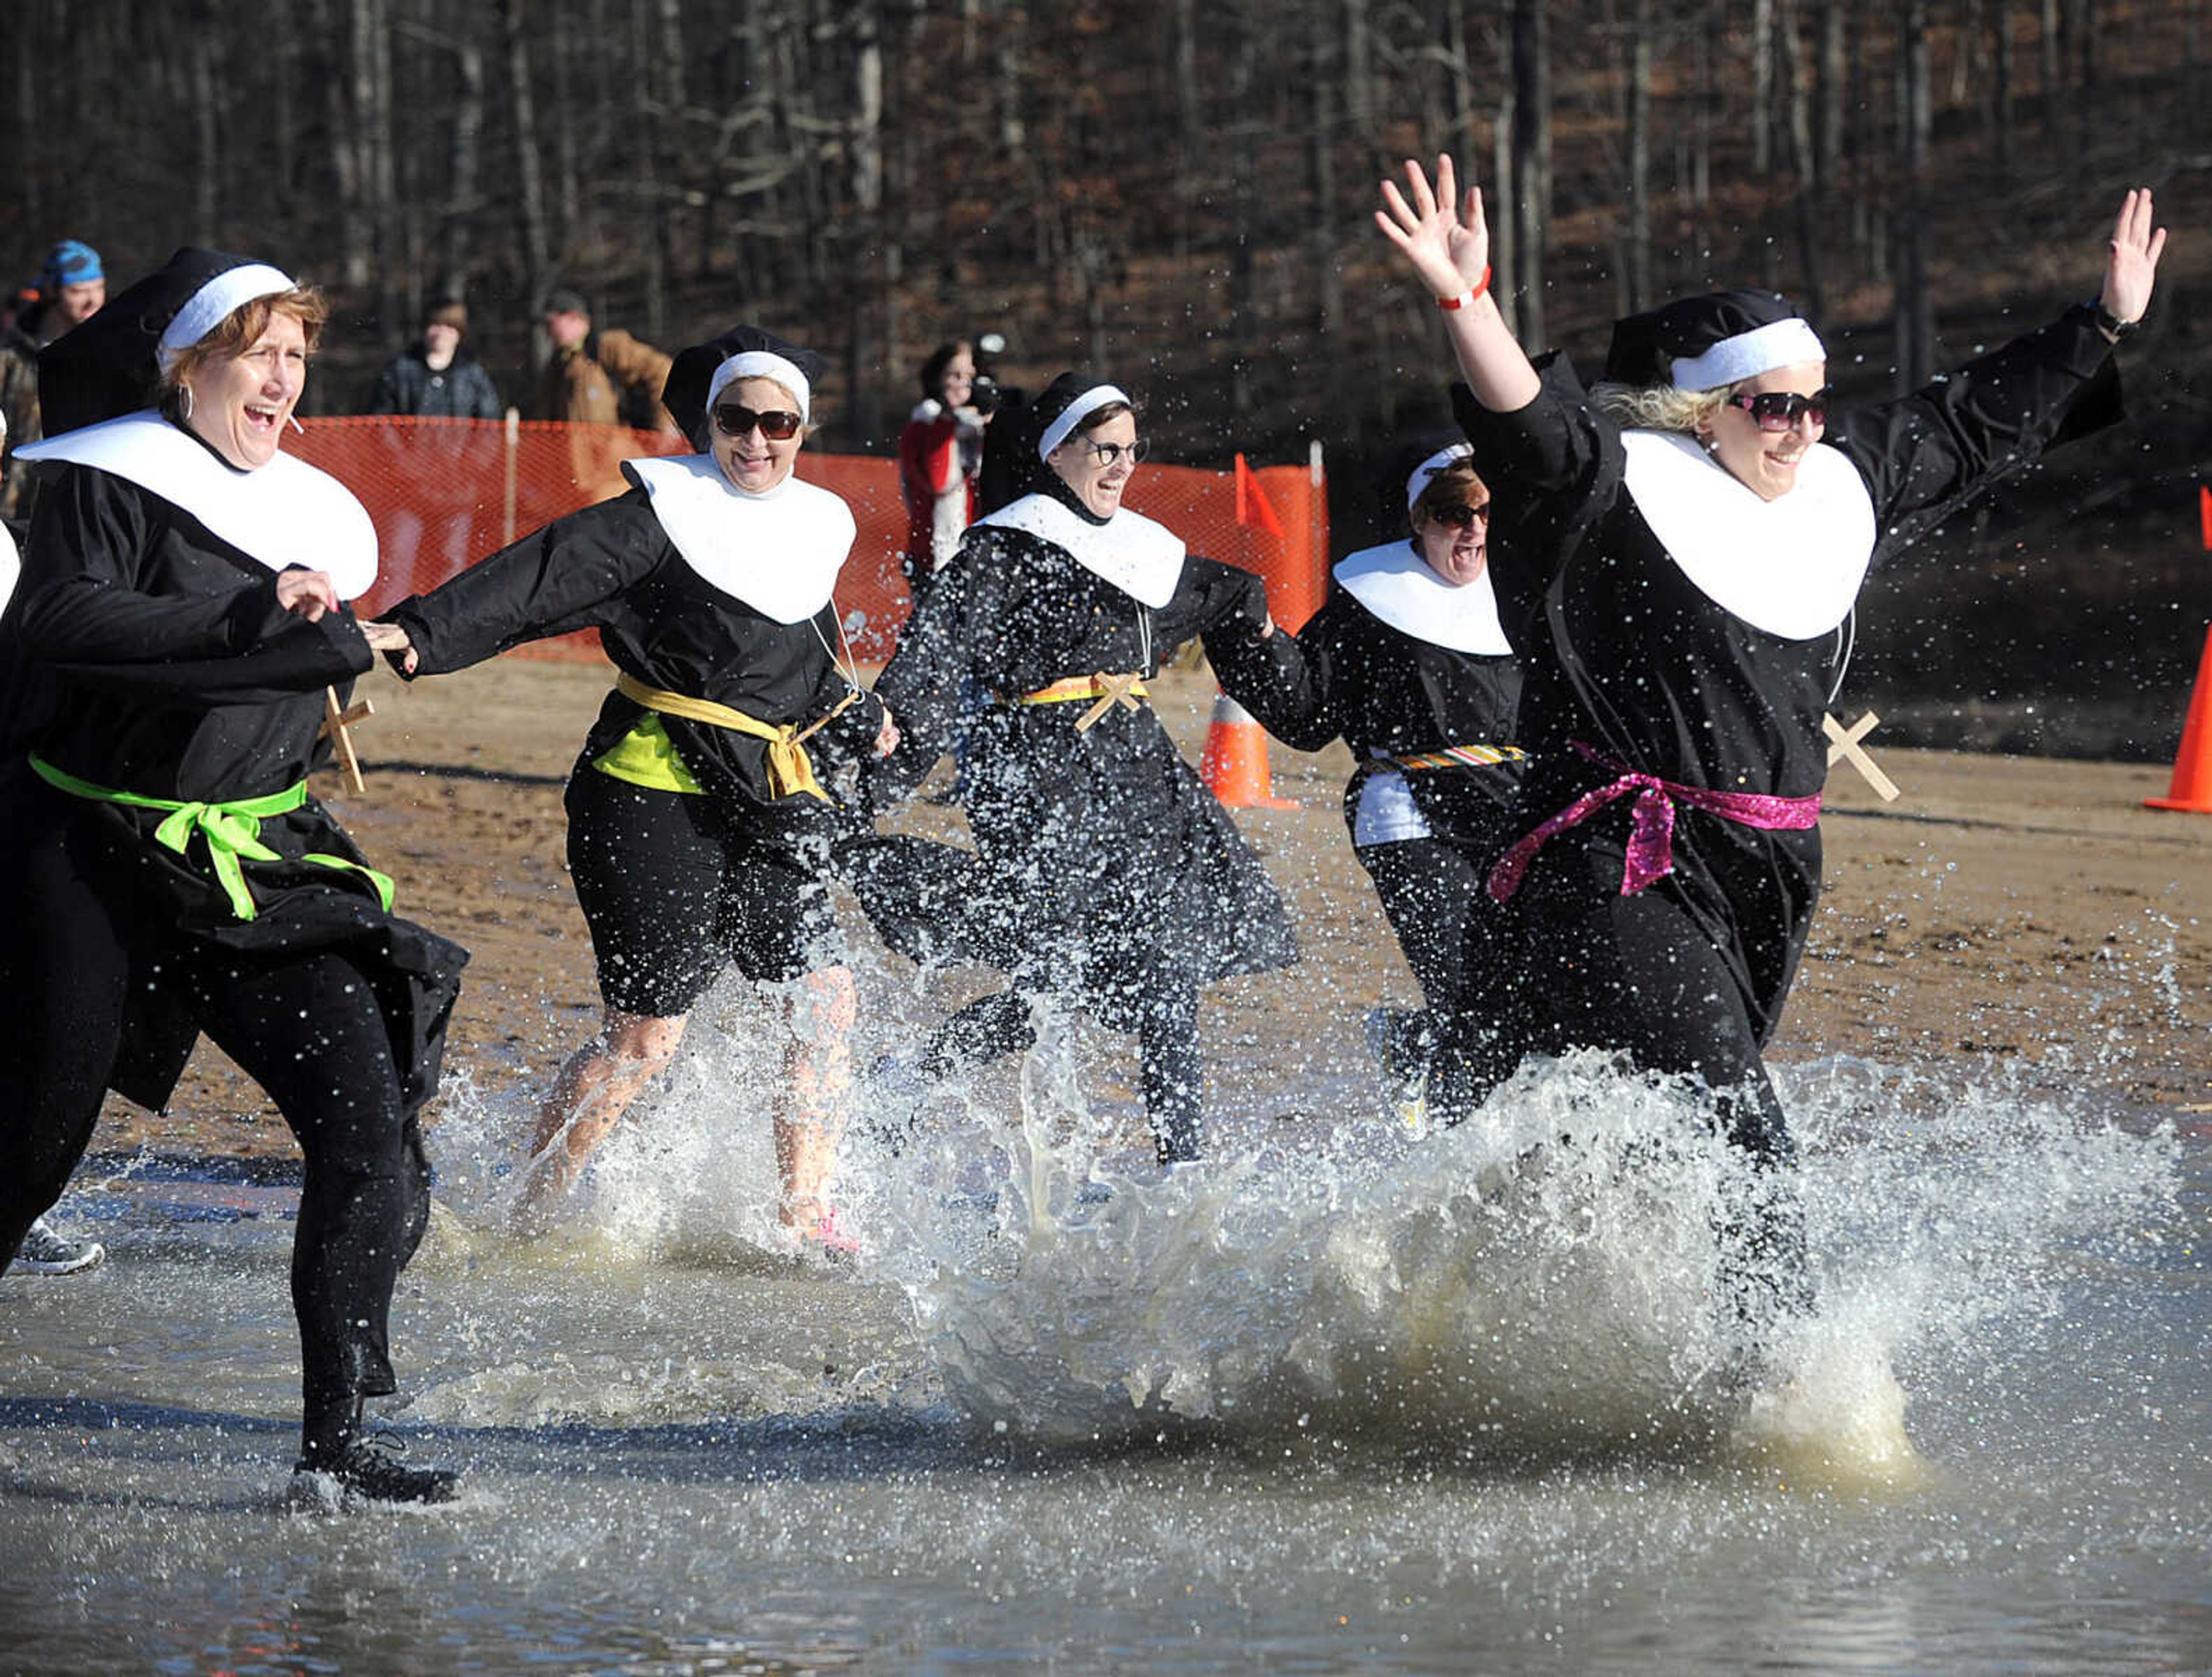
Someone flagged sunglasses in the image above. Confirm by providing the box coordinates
[712,403,804,440]
[1425,501,1490,530]
[1725,388,1832,431]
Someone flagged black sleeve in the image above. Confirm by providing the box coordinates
[1155,554,1271,653]
[1209,591,1351,754]
[12,465,371,703]
[868,536,985,806]
[798,608,890,771]
[1449,354,1624,636]
[1825,304,2122,559]
[462,362,505,422]
[384,492,665,675]
[368,358,407,416]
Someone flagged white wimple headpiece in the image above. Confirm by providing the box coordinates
[1037,384,1130,460]
[157,264,296,372]
[706,351,812,424]
[1669,317,1826,391]
[1406,442,1475,512]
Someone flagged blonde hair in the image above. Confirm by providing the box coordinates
[1590,379,1730,434]
[159,286,328,404]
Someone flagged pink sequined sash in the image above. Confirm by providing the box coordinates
[1486,741,1821,902]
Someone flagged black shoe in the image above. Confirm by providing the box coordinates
[291,1434,459,1508]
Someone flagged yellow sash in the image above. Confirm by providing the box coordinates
[613,670,855,802]
[1010,672,1150,733]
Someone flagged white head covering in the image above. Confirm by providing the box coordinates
[1668,317,1827,391]
[156,263,297,373]
[704,350,812,425]
[1037,383,1131,460]
[1405,442,1476,512]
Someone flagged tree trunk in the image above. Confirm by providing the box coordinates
[849,0,886,446]
[1625,0,1656,312]
[190,0,221,244]
[1509,0,1551,348]
[500,0,552,296]
[1753,0,1777,173]
[1893,0,1934,391]
[445,36,487,300]
[1991,0,2014,179]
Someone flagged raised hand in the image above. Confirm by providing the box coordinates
[2100,187,2167,326]
[1376,155,1492,300]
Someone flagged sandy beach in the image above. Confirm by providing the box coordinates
[96,654,2212,1157]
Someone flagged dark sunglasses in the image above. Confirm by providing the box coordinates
[1725,387,1832,431]
[712,403,804,440]
[1426,501,1491,530]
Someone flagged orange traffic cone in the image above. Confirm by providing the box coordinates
[2146,623,2212,812]
[1199,690,1298,809]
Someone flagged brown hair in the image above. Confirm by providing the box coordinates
[1411,460,1489,525]
[160,286,329,403]
[423,297,468,334]
[1069,399,1134,440]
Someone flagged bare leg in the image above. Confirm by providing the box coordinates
[776,965,855,1235]
[512,1008,688,1233]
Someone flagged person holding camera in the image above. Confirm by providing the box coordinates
[897,339,995,610]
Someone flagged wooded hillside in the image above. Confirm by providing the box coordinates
[7,1,2206,752]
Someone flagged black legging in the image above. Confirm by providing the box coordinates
[921,978,1204,1164]
[1357,835,1525,1122]
[1515,859,1810,1320]
[0,836,431,1464]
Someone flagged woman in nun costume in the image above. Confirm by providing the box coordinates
[1209,440,1525,1130]
[373,327,895,1252]
[0,248,467,1505]
[869,372,1296,1167]
[1377,158,2165,1319]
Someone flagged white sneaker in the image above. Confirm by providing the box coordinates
[12,1216,106,1276]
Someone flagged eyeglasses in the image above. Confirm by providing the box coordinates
[712,403,804,440]
[1426,501,1490,530]
[1082,438,1149,468]
[1725,388,1832,431]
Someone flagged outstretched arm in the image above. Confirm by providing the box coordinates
[1376,156,1541,415]
[2095,186,2166,335]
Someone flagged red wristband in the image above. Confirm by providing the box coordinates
[1437,266,1493,310]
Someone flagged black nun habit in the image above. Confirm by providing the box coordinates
[870,372,1297,1164]
[1455,284,2123,1308]
[0,247,468,1499]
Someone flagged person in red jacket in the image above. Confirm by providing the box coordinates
[897,340,991,610]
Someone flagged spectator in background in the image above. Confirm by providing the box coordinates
[2,240,109,521]
[897,339,992,608]
[368,298,502,420]
[537,286,679,499]
[17,240,106,346]
[536,287,676,431]
[367,298,504,589]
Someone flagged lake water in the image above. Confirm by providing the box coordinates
[2,1012,2203,1675]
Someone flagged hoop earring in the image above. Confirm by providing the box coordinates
[179,383,195,422]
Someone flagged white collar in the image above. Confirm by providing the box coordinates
[16,410,378,600]
[1619,429,1874,639]
[1334,540,1512,655]
[976,492,1185,608]
[624,453,854,623]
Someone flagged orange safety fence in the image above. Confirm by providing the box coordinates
[293,417,1327,663]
